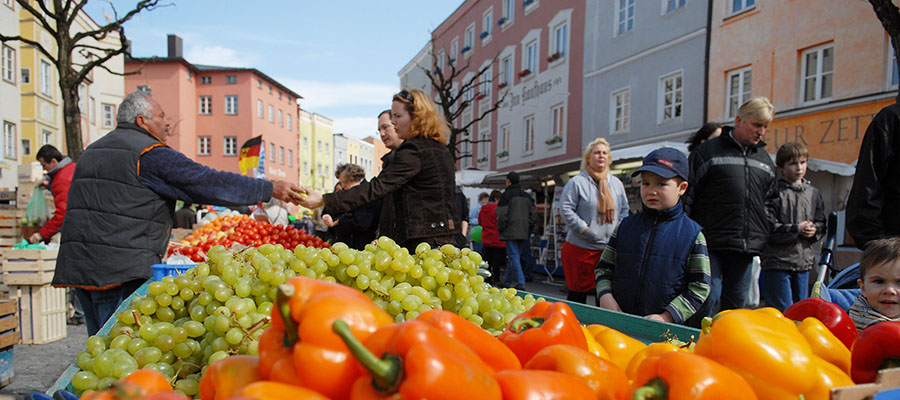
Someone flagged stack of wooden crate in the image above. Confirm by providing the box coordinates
[0,299,15,387]
[1,249,66,344]
[0,195,21,299]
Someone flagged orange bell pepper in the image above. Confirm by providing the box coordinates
[417,309,521,371]
[334,319,502,400]
[581,325,611,360]
[524,344,628,400]
[797,316,852,375]
[237,381,330,400]
[198,355,263,400]
[624,342,682,380]
[498,302,588,364]
[586,324,647,371]
[494,370,597,399]
[630,351,757,400]
[261,277,393,400]
[803,356,855,400]
[694,308,816,399]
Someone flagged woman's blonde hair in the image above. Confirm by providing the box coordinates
[738,96,775,124]
[581,137,611,171]
[393,88,451,145]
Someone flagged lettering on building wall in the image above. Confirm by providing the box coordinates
[505,77,563,111]
[767,103,885,165]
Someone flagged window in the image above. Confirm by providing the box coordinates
[288,149,293,167]
[41,129,51,146]
[198,136,211,155]
[78,84,86,113]
[279,146,284,164]
[268,105,274,122]
[461,138,472,169]
[659,72,683,122]
[268,85,272,94]
[225,95,238,115]
[730,0,755,15]
[551,103,565,139]
[269,143,275,162]
[480,72,492,100]
[257,79,262,89]
[40,60,52,96]
[225,137,237,156]
[303,137,308,148]
[616,0,635,36]
[278,109,284,127]
[200,76,211,84]
[20,68,29,84]
[482,9,493,39]
[726,67,752,118]
[136,85,150,95]
[523,115,534,154]
[303,161,308,174]
[499,124,510,155]
[226,75,237,84]
[553,23,568,58]
[500,57,512,86]
[2,45,14,83]
[257,99,263,118]
[479,129,490,163]
[21,139,30,156]
[2,0,12,8]
[665,0,686,13]
[802,44,834,104]
[436,50,445,71]
[3,122,15,160]
[464,24,475,54]
[278,92,282,100]
[90,97,95,124]
[287,114,292,131]
[199,96,212,115]
[187,71,192,81]
[502,0,514,24]
[611,88,630,134]
[524,41,537,74]
[317,140,322,151]
[102,103,115,128]
[325,143,329,152]
[450,38,459,62]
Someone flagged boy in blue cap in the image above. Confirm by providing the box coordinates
[595,147,711,327]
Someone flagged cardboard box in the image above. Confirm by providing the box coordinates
[16,162,42,183]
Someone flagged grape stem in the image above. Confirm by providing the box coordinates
[132,310,142,329]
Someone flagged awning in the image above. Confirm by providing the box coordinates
[455,169,498,187]
[806,158,856,177]
[610,141,689,161]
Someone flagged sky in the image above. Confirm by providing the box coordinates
[83,1,463,140]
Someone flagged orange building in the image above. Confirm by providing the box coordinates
[707,0,895,249]
[124,35,301,184]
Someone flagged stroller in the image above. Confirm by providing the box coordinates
[811,212,861,311]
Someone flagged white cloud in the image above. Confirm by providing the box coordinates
[332,117,381,141]
[278,79,398,109]
[185,45,255,68]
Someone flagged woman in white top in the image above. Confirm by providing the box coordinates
[558,138,630,304]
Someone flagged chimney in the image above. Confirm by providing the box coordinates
[167,34,182,58]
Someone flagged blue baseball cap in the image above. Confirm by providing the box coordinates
[631,147,689,181]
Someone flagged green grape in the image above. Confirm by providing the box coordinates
[86,335,106,357]
[197,292,213,306]
[225,327,244,345]
[421,276,437,291]
[237,314,252,329]
[180,287,195,301]
[448,270,465,284]
[437,286,453,302]
[458,305,474,318]
[92,353,114,378]
[126,338,149,355]
[410,286,430,302]
[173,342,193,358]
[156,307,175,322]
[355,274,370,290]
[435,269,450,285]
[148,281,166,296]
[401,296,421,312]
[77,351,93,370]
[155,334,176,352]
[165,282,180,296]
[189,305,207,321]
[138,298,158,315]
[72,370,99,391]
[157,362,176,379]
[112,357,138,379]
[454,282,472,299]
[346,264,360,278]
[171,327,188,343]
[483,309,504,329]
[210,337,228,353]
[133,346,162,367]
[214,315,230,333]
[208,350,229,365]
[234,281,251,298]
[117,310,137,325]
[175,377,200,396]
[109,334,131,350]
[183,320,206,337]
[174,274,191,289]
[97,376,117,391]
[256,302,273,316]
[171,297,185,311]
[156,293,173,307]
[160,351,176,364]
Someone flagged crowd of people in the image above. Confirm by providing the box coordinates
[31,87,897,334]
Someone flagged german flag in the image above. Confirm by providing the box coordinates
[239,136,262,175]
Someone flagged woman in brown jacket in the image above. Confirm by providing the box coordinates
[297,89,459,250]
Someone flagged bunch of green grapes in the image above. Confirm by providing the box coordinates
[71,243,293,395]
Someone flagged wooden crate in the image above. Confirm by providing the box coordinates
[2,249,57,285]
[10,284,66,344]
[831,367,900,399]
[0,346,12,388]
[0,300,16,349]
[15,182,35,210]
[0,210,20,239]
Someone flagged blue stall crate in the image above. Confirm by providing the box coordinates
[150,264,196,282]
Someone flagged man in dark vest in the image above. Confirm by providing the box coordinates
[52,91,304,335]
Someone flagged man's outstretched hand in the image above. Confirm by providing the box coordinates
[272,181,306,205]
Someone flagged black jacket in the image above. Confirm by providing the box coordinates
[324,136,459,249]
[847,102,900,249]
[331,179,382,250]
[497,183,536,241]
[684,128,777,255]
[762,179,826,271]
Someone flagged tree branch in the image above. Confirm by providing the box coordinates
[72,0,162,44]
[14,0,57,40]
[0,34,56,63]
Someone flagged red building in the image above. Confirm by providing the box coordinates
[124,35,301,184]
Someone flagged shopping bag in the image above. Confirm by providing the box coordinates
[22,186,50,227]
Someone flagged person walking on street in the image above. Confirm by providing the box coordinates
[470,192,489,254]
[497,171,537,290]
[29,145,76,244]
[559,138,630,304]
[52,91,304,335]
[684,96,778,314]
[479,190,506,285]
[846,102,900,249]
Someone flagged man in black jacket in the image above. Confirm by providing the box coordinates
[375,109,404,241]
[846,102,900,249]
[498,171,537,290]
[684,97,777,313]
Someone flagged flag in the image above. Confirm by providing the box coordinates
[238,136,262,175]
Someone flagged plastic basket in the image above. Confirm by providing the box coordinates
[150,264,196,281]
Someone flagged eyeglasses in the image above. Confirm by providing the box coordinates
[394,90,414,104]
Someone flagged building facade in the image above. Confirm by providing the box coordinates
[399,42,433,95]
[363,136,388,177]
[422,0,587,184]
[1,0,20,189]
[298,111,334,194]
[707,0,893,246]
[125,35,301,185]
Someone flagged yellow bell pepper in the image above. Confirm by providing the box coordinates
[803,355,855,400]
[586,324,647,371]
[624,342,682,380]
[797,317,852,375]
[580,326,610,360]
[693,308,817,400]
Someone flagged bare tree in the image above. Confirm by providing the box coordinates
[1,0,162,160]
[870,0,900,100]
[424,48,508,165]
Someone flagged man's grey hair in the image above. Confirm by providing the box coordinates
[117,91,154,124]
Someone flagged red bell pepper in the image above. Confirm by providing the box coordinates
[416,309,521,371]
[850,321,900,383]
[497,302,588,364]
[784,298,858,350]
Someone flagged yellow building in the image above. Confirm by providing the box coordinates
[17,1,60,165]
[298,109,334,195]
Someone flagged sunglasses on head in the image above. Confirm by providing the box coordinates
[394,90,414,104]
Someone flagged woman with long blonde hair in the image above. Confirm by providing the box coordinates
[558,138,630,304]
[298,89,460,250]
